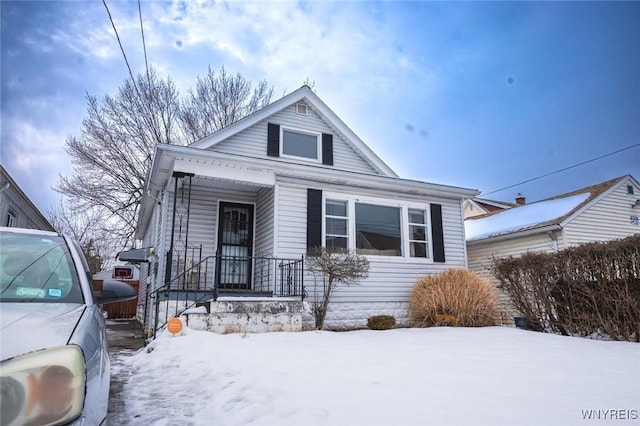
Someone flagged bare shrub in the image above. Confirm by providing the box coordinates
[367,315,396,330]
[306,248,369,330]
[492,234,640,341]
[409,269,499,327]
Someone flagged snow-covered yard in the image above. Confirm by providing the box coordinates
[112,327,640,426]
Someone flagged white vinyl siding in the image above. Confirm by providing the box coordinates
[254,187,275,257]
[466,231,562,323]
[563,180,640,245]
[210,104,380,174]
[275,182,467,304]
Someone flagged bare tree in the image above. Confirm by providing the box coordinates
[56,65,273,246]
[306,248,370,330]
[56,68,181,243]
[180,66,273,142]
[48,200,118,274]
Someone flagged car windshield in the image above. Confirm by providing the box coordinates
[0,231,84,303]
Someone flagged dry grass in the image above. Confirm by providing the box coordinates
[409,269,499,327]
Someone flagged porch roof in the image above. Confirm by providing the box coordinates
[136,144,480,239]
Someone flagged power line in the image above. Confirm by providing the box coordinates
[102,0,138,91]
[138,0,151,85]
[481,143,640,196]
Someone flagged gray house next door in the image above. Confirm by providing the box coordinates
[217,202,254,290]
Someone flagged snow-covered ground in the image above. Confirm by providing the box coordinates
[112,326,640,426]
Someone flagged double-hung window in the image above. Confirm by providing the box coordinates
[408,208,428,258]
[325,200,348,249]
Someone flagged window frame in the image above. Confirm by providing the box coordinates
[6,209,17,227]
[279,126,322,163]
[322,193,433,261]
[325,199,349,250]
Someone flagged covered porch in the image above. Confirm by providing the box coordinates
[140,148,306,332]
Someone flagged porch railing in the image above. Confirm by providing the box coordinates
[163,249,305,299]
[149,247,305,335]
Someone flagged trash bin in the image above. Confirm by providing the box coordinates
[514,316,531,329]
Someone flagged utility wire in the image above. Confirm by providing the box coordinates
[138,0,151,85]
[102,0,139,93]
[481,143,640,196]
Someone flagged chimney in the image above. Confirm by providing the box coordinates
[515,193,526,205]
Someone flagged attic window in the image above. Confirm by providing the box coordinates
[296,103,308,116]
[281,128,320,160]
[628,185,634,195]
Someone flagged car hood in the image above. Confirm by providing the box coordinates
[0,303,86,362]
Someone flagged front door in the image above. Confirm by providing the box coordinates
[216,202,254,290]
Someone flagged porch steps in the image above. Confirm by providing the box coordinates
[182,299,307,334]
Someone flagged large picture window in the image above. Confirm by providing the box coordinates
[355,203,402,256]
[282,129,319,160]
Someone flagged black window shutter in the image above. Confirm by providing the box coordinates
[307,189,322,250]
[322,133,333,165]
[267,123,280,157]
[430,204,446,263]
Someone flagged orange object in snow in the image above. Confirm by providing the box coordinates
[167,317,183,335]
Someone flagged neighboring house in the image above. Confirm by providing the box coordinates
[135,86,479,332]
[463,197,516,219]
[465,175,640,322]
[0,164,55,232]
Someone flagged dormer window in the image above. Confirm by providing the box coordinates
[281,128,320,160]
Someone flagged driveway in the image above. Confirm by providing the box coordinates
[106,319,146,424]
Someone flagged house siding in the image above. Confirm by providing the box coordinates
[276,182,467,316]
[563,180,640,245]
[466,231,561,323]
[255,187,275,257]
[210,104,380,174]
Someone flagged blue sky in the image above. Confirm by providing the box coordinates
[1,1,639,216]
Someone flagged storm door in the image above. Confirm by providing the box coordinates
[216,202,254,290]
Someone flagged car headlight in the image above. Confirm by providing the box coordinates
[0,345,86,426]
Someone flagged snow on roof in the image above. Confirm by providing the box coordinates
[465,192,590,241]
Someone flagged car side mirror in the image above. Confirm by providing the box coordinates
[95,279,137,305]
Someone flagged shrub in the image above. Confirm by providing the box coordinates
[367,315,396,330]
[492,234,640,341]
[409,269,498,327]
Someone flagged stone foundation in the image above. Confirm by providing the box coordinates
[184,299,304,333]
[303,301,411,330]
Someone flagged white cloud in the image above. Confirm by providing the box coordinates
[142,1,435,98]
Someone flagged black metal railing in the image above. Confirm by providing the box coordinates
[213,253,305,299]
[149,247,305,335]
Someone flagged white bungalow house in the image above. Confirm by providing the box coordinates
[466,175,640,323]
[134,86,478,333]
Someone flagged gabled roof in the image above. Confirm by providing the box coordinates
[465,175,638,243]
[474,198,517,211]
[189,85,398,177]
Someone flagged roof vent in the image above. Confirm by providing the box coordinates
[296,103,308,116]
[515,193,526,205]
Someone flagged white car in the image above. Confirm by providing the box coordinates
[0,227,136,426]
